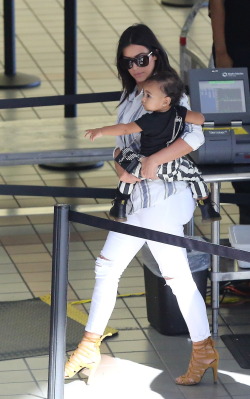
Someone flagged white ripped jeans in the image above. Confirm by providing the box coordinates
[85,186,210,342]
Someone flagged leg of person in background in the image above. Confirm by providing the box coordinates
[229,52,250,224]
[232,181,250,224]
[213,42,250,224]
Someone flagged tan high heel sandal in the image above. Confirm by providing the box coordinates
[64,333,111,384]
[175,336,219,386]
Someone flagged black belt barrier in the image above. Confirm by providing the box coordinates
[0,184,115,198]
[0,91,121,109]
[1,183,250,204]
[1,184,250,204]
[69,210,250,263]
[0,184,250,260]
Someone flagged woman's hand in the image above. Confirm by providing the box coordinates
[140,156,159,180]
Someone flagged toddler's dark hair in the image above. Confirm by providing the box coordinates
[146,71,185,106]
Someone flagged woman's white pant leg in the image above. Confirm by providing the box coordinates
[85,227,145,335]
[139,188,210,342]
[166,277,210,342]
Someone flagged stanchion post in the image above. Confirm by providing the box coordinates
[64,0,77,117]
[4,0,15,75]
[47,204,70,399]
[0,0,41,88]
[210,182,220,336]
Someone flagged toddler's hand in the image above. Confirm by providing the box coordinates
[85,128,103,141]
[119,169,141,183]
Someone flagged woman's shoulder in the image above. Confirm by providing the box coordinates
[179,93,190,110]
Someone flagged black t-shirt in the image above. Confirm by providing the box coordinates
[135,105,187,157]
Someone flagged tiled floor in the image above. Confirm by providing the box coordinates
[0,0,250,398]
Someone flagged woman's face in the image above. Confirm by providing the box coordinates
[122,44,157,87]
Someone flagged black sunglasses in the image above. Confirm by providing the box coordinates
[119,51,153,70]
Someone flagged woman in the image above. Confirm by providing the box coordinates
[65,23,219,386]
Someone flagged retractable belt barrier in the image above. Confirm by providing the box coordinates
[0,184,116,198]
[0,91,121,109]
[69,210,250,263]
[1,183,250,260]
[1,184,250,204]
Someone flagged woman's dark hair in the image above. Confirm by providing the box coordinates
[146,71,185,106]
[116,24,177,103]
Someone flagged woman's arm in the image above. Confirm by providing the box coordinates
[141,121,204,179]
[185,110,204,125]
[85,121,141,141]
[140,137,193,180]
[210,0,233,67]
[179,94,204,149]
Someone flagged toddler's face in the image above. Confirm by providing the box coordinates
[142,81,170,112]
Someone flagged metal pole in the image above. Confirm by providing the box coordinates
[4,0,15,75]
[211,182,220,336]
[62,0,102,169]
[47,204,70,399]
[64,0,77,117]
[185,218,194,236]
